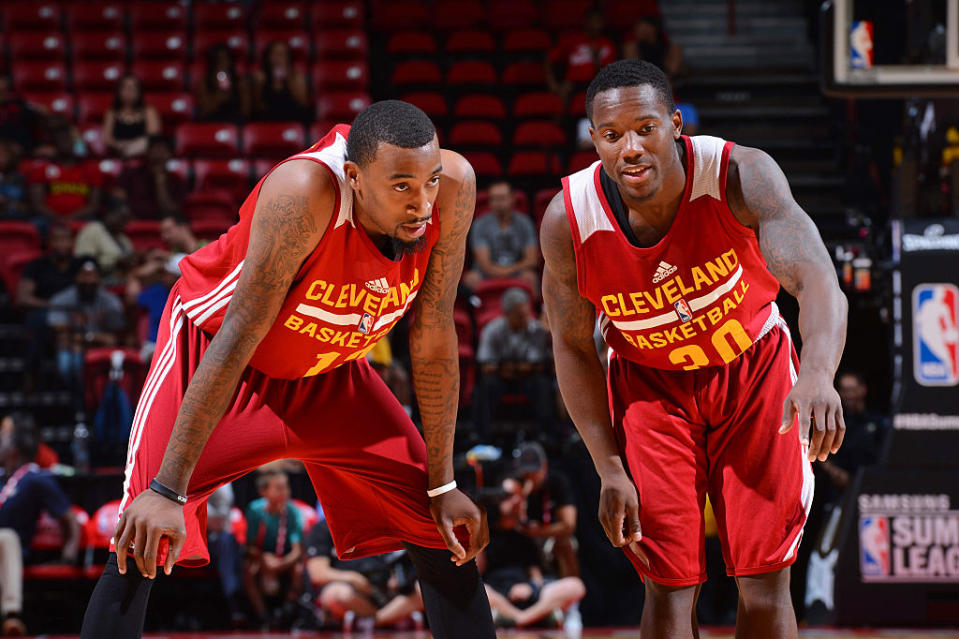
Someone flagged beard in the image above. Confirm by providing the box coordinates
[388,234,428,259]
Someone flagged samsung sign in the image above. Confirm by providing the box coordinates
[902,224,959,252]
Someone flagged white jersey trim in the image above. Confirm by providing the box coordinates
[566,161,614,244]
[689,135,727,202]
[295,131,355,230]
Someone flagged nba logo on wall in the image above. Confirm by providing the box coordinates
[912,283,959,386]
[859,515,890,577]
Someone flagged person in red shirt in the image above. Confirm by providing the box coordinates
[27,121,102,222]
[547,10,617,102]
[541,60,847,638]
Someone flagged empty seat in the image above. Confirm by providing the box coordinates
[191,219,233,243]
[567,150,598,174]
[391,61,442,87]
[446,61,497,87]
[311,61,368,91]
[533,187,561,228]
[23,92,74,119]
[242,122,305,159]
[543,0,592,31]
[502,29,553,56]
[185,191,237,226]
[454,94,507,120]
[1,250,42,302]
[4,3,61,31]
[175,123,240,158]
[193,3,246,31]
[72,32,128,62]
[164,158,190,183]
[128,2,187,31]
[507,151,562,177]
[604,0,661,28]
[433,0,486,31]
[123,220,164,252]
[387,31,438,57]
[8,31,66,61]
[462,152,503,178]
[445,30,496,56]
[502,61,545,87]
[0,222,42,256]
[131,31,188,62]
[487,0,538,31]
[131,61,186,92]
[254,30,311,63]
[193,159,251,202]
[73,62,126,92]
[12,63,67,93]
[568,91,587,117]
[95,158,124,185]
[314,30,369,60]
[316,91,370,121]
[64,2,124,32]
[448,121,503,147]
[80,124,107,156]
[401,92,448,118]
[193,29,250,63]
[258,2,308,29]
[370,1,431,32]
[76,93,114,125]
[149,93,195,128]
[512,122,566,149]
[513,92,564,119]
[312,1,364,29]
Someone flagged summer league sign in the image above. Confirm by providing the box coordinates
[888,219,959,468]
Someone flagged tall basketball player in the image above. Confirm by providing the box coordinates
[81,101,496,638]
[541,60,848,638]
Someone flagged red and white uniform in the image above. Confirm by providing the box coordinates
[562,135,814,585]
[118,126,450,566]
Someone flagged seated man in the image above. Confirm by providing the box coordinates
[243,467,304,629]
[306,517,423,630]
[473,288,554,441]
[462,181,539,294]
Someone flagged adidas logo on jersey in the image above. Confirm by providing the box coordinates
[652,261,677,283]
[365,277,390,294]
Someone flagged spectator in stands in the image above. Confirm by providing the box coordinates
[473,288,554,441]
[74,198,135,285]
[0,72,43,156]
[207,483,246,628]
[462,181,540,293]
[0,413,81,636]
[623,16,685,81]
[27,119,102,223]
[116,136,187,220]
[0,140,26,220]
[547,10,617,102]
[252,41,310,122]
[306,518,424,630]
[195,43,251,123]
[244,467,305,630]
[160,212,206,261]
[124,249,178,364]
[47,257,126,393]
[102,74,161,159]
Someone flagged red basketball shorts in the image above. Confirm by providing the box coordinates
[114,282,449,566]
[608,319,814,586]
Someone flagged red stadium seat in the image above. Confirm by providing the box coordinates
[124,220,164,252]
[370,1,431,32]
[291,499,319,532]
[507,151,562,177]
[175,123,240,159]
[401,92,448,118]
[164,158,190,183]
[131,61,186,92]
[311,61,369,91]
[87,500,121,551]
[474,278,535,316]
[512,121,566,148]
[445,30,496,56]
[543,0,592,32]
[83,347,147,417]
[8,31,66,61]
[454,94,507,120]
[253,159,276,182]
[1,250,41,299]
[12,63,67,93]
[0,222,41,256]
[391,61,442,88]
[4,3,61,31]
[312,1,364,29]
[387,32,438,56]
[433,0,486,31]
[513,92,564,119]
[131,31,189,62]
[128,2,187,31]
[487,0,538,31]
[253,30,311,64]
[446,61,497,87]
[95,158,125,185]
[567,150,598,174]
[257,2,308,30]
[502,29,553,56]
[475,188,529,217]
[72,32,128,62]
[453,308,473,348]
[185,190,237,225]
[193,159,251,202]
[149,93,195,128]
[242,122,305,160]
[315,91,370,121]
[569,91,587,117]
[534,187,561,228]
[604,0,661,28]
[23,93,74,119]
[25,506,88,580]
[193,29,250,63]
[64,2,125,32]
[229,507,248,545]
[193,3,246,31]
[191,219,233,243]
[462,152,503,178]
[80,125,107,157]
[502,61,546,87]
[314,30,369,60]
[448,121,503,148]
[72,62,125,92]
[76,93,114,125]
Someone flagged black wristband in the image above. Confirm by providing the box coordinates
[149,478,187,505]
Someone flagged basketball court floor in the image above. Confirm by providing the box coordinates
[40,629,959,638]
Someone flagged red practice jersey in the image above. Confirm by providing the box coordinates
[176,125,441,379]
[561,135,782,370]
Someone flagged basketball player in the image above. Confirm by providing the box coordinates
[80,101,496,638]
[541,60,847,638]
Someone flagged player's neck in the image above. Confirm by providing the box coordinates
[620,140,687,232]
[352,198,393,256]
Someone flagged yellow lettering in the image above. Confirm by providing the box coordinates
[363,295,379,316]
[691,266,712,289]
[676,275,694,296]
[722,249,738,271]
[399,270,419,304]
[636,335,653,349]
[663,327,682,344]
[733,288,744,304]
[601,295,620,317]
[304,351,339,377]
[680,323,696,339]
[722,297,737,314]
[349,284,366,307]
[643,288,665,310]
[740,280,749,294]
[345,341,378,361]
[318,327,335,342]
[284,314,303,330]
[692,316,708,332]
[707,307,723,325]
[622,333,638,347]
[299,322,317,338]
[705,259,729,281]
[305,280,325,301]
[617,293,635,316]
[334,286,351,308]
[711,319,752,363]
[661,280,681,304]
[330,331,348,347]
[380,287,400,314]
[320,282,336,306]
[346,333,361,348]
[629,291,648,314]
[650,332,667,348]
[669,345,709,371]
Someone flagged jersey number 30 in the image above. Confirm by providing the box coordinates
[667,318,753,370]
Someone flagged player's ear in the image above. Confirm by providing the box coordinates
[672,109,683,138]
[344,160,361,191]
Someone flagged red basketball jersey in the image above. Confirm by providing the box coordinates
[561,135,781,370]
[176,125,441,379]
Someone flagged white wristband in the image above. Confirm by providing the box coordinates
[427,480,457,498]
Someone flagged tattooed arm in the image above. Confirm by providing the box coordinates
[540,193,645,561]
[727,145,848,462]
[409,149,488,565]
[115,160,334,578]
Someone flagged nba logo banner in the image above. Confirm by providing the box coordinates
[357,312,372,335]
[912,283,959,387]
[674,299,693,323]
[859,515,890,578]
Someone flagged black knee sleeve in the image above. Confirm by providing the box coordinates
[403,543,495,639]
[80,554,155,639]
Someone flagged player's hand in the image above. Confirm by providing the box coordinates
[349,571,373,595]
[429,488,489,567]
[598,469,649,567]
[114,490,186,579]
[779,370,846,462]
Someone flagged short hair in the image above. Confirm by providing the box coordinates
[837,370,867,386]
[8,412,39,461]
[487,180,512,193]
[46,222,72,241]
[256,467,286,492]
[346,100,436,167]
[501,287,530,313]
[585,59,675,124]
[160,212,190,227]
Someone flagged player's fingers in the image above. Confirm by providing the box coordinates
[797,400,812,450]
[438,519,466,563]
[807,411,826,462]
[143,526,161,579]
[165,529,185,576]
[779,397,797,434]
[114,514,131,575]
[132,520,148,577]
[625,500,642,544]
[832,403,847,454]
[628,541,651,569]
[609,502,627,547]
[813,401,831,461]
[457,511,485,565]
